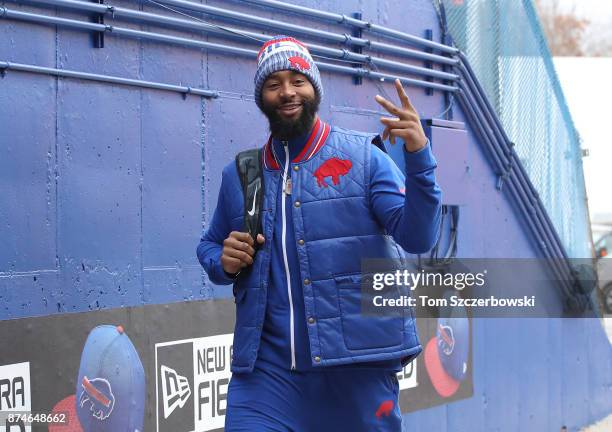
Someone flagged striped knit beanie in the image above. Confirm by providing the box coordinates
[254,35,323,109]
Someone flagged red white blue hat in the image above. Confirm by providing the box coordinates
[254,35,323,109]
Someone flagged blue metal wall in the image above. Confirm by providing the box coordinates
[1,0,610,430]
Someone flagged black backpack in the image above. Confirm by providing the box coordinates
[235,148,264,247]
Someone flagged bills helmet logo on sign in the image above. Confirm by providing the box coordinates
[437,324,455,356]
[161,365,192,419]
[79,376,115,420]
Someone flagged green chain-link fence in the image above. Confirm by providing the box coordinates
[437,0,592,258]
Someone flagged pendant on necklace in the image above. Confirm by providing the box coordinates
[284,178,292,195]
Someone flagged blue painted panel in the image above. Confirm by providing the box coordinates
[586,318,612,420]
[517,319,551,431]
[561,318,591,430]
[57,81,142,308]
[56,1,141,77]
[137,6,207,88]
[181,264,207,300]
[0,73,57,273]
[405,404,448,432]
[58,258,142,311]
[483,319,520,432]
[141,92,203,267]
[0,3,56,64]
[143,267,182,304]
[142,266,205,303]
[547,318,564,429]
[0,272,59,319]
[207,48,257,97]
[429,126,470,205]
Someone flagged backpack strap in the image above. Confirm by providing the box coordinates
[371,134,388,153]
[235,148,264,247]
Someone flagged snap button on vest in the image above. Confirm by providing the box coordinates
[298,239,305,245]
[294,201,301,208]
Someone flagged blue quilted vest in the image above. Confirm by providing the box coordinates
[229,124,421,373]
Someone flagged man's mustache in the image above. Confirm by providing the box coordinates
[262,96,320,140]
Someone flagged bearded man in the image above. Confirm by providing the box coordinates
[197,35,442,431]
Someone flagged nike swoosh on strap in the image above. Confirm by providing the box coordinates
[248,184,258,216]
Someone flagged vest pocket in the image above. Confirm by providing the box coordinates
[234,286,259,330]
[335,274,403,350]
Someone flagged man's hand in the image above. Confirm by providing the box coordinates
[221,231,265,275]
[375,79,428,153]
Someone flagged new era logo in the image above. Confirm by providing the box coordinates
[156,341,195,432]
[155,334,233,432]
[161,365,192,419]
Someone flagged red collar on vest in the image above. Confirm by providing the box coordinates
[263,118,331,170]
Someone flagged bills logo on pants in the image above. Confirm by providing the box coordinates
[375,400,394,418]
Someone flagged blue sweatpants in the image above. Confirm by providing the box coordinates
[225,360,402,431]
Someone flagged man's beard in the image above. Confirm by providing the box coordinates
[261,94,320,140]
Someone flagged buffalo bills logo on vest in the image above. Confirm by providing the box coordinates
[288,56,311,71]
[437,323,455,356]
[79,376,115,420]
[313,157,352,187]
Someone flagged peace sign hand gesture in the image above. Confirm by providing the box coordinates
[375,79,428,153]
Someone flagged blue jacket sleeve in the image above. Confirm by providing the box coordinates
[196,164,239,285]
[369,139,442,253]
